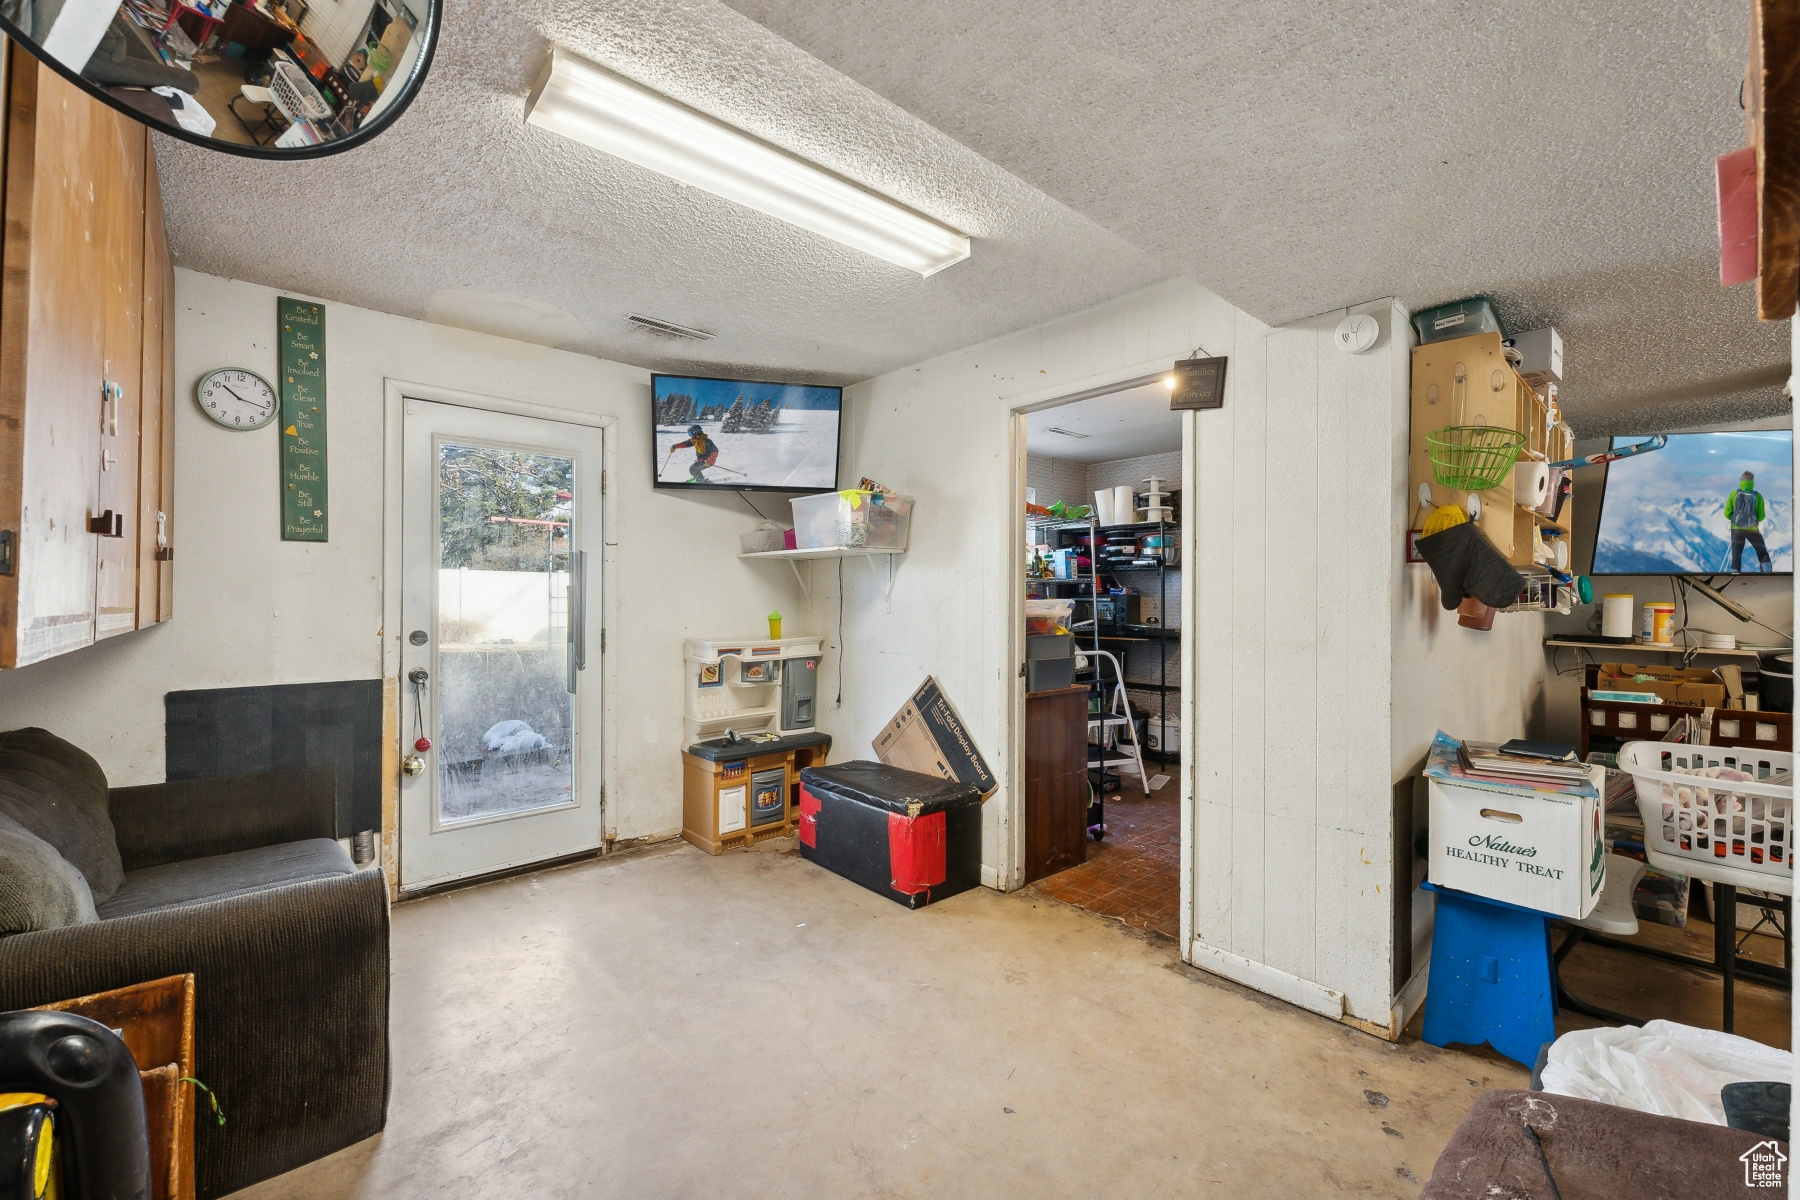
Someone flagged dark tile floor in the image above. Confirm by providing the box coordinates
[1029,785,1180,938]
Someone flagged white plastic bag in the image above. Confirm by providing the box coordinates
[1539,1019,1791,1125]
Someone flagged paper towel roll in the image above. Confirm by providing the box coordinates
[1092,489,1115,526]
[1113,484,1136,523]
[1601,593,1635,639]
[1513,461,1550,507]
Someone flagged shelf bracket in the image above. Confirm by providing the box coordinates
[863,553,898,611]
[784,558,814,608]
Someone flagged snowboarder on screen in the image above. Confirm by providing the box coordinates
[664,424,720,483]
[1726,470,1774,573]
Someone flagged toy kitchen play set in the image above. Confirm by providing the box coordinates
[680,635,832,854]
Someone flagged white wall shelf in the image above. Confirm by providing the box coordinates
[1543,638,1766,659]
[738,547,905,609]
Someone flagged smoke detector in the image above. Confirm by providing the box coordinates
[1334,314,1379,354]
[626,313,715,341]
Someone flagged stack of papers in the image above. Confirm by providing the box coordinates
[1459,740,1592,786]
[1425,732,1598,797]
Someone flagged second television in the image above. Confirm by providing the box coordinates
[652,374,841,492]
[1591,429,1793,575]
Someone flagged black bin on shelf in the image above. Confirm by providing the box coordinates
[797,761,983,908]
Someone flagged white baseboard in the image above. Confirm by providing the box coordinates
[980,864,1001,891]
[1391,962,1430,1035]
[1189,940,1346,1019]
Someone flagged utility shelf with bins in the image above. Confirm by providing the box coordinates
[1409,331,1575,579]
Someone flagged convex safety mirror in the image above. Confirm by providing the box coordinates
[0,0,434,155]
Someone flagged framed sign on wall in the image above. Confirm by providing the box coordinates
[1168,356,1228,411]
[279,298,328,541]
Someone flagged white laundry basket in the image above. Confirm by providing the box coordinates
[1621,740,1794,894]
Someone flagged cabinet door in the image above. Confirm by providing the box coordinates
[137,140,174,626]
[0,49,106,666]
[1024,687,1089,884]
[94,109,146,639]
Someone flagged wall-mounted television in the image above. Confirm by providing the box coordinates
[1591,429,1793,575]
[652,373,841,492]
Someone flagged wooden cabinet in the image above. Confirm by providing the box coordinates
[0,44,175,668]
[1024,685,1089,884]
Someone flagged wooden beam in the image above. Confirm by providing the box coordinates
[1755,0,1800,320]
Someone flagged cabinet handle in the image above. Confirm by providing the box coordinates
[87,510,124,538]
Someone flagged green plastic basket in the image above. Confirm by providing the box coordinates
[1426,425,1525,491]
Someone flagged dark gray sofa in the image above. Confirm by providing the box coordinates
[0,728,389,1199]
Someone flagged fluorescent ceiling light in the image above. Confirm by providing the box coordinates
[525,47,971,277]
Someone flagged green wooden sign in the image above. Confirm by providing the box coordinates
[279,297,328,541]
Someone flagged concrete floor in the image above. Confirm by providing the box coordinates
[229,839,1525,1200]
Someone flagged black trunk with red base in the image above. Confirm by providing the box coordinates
[797,762,982,908]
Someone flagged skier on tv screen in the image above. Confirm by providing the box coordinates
[1726,470,1774,573]
[664,424,721,483]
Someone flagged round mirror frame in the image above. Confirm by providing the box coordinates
[0,1,437,159]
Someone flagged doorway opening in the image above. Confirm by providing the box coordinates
[1018,380,1184,938]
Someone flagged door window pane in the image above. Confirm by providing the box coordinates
[435,442,575,823]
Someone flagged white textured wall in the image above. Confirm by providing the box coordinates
[1024,455,1088,510]
[0,269,795,845]
[1086,450,1182,497]
[837,279,1229,880]
[838,282,1472,1024]
[1189,300,1409,1025]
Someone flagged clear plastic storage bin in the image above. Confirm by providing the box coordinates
[790,490,913,550]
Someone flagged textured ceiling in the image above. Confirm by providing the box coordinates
[1026,382,1181,462]
[727,0,1791,433]
[153,0,1166,386]
[158,0,1792,431]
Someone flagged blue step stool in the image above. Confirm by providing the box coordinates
[1421,882,1555,1068]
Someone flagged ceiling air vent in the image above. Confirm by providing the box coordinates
[626,313,714,341]
[1046,427,1090,439]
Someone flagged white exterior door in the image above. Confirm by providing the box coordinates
[399,399,603,890]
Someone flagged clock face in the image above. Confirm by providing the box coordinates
[197,369,277,430]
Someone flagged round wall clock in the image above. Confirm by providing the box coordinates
[196,369,278,430]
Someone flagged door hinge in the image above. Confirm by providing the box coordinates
[601,469,607,495]
[87,510,125,538]
[600,628,606,654]
[0,531,13,576]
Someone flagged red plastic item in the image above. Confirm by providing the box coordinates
[797,785,820,847]
[887,810,947,896]
[1717,146,1758,287]
[414,737,431,752]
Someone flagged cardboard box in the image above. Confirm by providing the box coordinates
[873,677,997,798]
[1428,766,1606,919]
[1597,663,1727,709]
